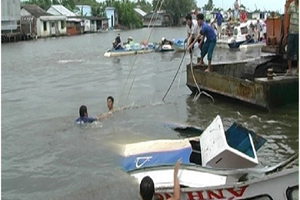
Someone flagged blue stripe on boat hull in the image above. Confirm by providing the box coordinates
[123,146,192,172]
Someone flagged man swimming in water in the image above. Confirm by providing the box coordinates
[139,160,181,200]
[106,96,114,113]
[75,105,98,124]
[98,96,114,120]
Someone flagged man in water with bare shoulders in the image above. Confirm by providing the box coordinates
[98,96,114,120]
[139,160,180,200]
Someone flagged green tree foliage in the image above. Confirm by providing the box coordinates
[204,0,214,11]
[22,0,52,10]
[152,0,197,25]
[112,1,142,28]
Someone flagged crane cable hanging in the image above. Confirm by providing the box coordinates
[124,0,166,104]
[116,0,163,107]
[190,51,214,102]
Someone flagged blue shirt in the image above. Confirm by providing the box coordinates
[215,13,223,26]
[200,22,216,41]
[75,116,97,124]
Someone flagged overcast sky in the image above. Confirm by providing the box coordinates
[96,0,286,13]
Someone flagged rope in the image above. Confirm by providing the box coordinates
[175,51,184,103]
[124,0,165,104]
[116,0,163,106]
[162,43,186,101]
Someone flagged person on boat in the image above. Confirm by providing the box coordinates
[239,8,247,23]
[114,33,122,50]
[75,105,98,124]
[233,0,239,22]
[255,19,263,42]
[127,36,134,45]
[228,8,233,23]
[286,0,299,76]
[210,18,218,36]
[245,34,254,44]
[161,37,173,45]
[214,10,223,39]
[188,13,217,73]
[185,14,200,64]
[98,96,114,120]
[139,160,180,200]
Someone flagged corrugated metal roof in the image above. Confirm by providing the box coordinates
[22,5,52,18]
[50,5,77,16]
[40,15,66,21]
[134,8,147,17]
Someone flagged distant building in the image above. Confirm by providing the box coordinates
[47,5,82,35]
[75,5,92,16]
[134,8,147,19]
[143,11,172,27]
[20,4,67,38]
[105,7,118,29]
[1,0,21,33]
[250,10,271,20]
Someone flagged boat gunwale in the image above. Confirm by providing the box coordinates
[155,167,298,192]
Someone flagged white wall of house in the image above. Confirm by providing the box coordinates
[36,18,51,37]
[84,19,90,32]
[2,0,21,31]
[90,20,97,32]
[105,7,115,29]
[36,16,67,37]
[251,13,260,20]
[58,20,67,35]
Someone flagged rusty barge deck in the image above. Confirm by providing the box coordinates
[186,57,298,110]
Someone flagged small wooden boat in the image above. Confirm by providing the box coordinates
[155,44,174,52]
[172,38,198,52]
[103,43,157,57]
[172,38,186,52]
[155,167,298,200]
[104,48,155,57]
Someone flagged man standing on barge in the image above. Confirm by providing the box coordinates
[286,0,299,76]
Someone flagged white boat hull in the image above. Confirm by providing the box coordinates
[155,168,298,200]
[131,167,230,188]
[240,42,266,49]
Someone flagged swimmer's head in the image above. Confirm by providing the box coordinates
[139,176,155,200]
[107,96,114,110]
[79,105,88,117]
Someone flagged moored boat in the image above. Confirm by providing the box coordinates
[186,57,298,110]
